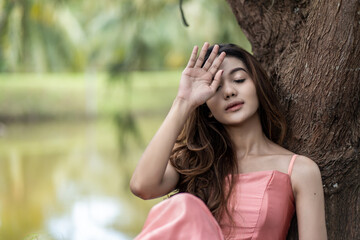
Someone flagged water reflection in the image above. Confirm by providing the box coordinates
[48,197,129,240]
[0,119,161,240]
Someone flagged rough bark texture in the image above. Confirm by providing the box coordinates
[226,0,360,239]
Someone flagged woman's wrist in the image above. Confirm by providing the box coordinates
[170,97,196,121]
[173,96,196,112]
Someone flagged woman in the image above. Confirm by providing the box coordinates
[130,43,327,240]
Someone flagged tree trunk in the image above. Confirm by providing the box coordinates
[225,0,360,239]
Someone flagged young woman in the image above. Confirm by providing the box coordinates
[130,43,327,240]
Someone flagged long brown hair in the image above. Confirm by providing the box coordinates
[170,44,286,221]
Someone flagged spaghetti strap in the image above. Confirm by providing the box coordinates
[287,155,298,176]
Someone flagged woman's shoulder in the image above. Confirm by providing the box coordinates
[268,143,319,168]
[291,155,322,196]
[292,155,321,176]
[267,144,320,177]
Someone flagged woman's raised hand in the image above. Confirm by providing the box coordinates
[130,43,226,199]
[176,42,226,110]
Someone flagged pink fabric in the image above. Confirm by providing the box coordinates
[220,155,297,240]
[135,155,297,240]
[135,193,224,240]
[288,155,296,176]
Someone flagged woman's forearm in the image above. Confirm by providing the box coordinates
[130,97,193,199]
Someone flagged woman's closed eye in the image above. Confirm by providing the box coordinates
[234,79,245,83]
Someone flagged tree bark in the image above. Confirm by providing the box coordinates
[226,0,360,239]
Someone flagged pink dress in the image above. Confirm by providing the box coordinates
[135,155,297,240]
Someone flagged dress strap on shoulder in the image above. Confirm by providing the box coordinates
[287,154,298,176]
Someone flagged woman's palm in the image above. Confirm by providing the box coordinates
[177,43,226,108]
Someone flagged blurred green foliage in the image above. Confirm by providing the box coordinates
[0,0,250,72]
[0,71,180,120]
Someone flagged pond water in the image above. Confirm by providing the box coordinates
[0,118,164,240]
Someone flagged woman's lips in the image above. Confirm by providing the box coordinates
[225,102,244,112]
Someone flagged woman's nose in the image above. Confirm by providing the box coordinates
[225,93,236,99]
[223,85,237,99]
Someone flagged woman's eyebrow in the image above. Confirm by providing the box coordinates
[229,67,247,75]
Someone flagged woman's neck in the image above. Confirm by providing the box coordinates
[224,112,271,158]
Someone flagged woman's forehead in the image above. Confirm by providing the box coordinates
[219,56,247,73]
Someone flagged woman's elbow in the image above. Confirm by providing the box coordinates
[129,178,153,200]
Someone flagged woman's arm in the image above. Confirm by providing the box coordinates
[130,99,192,199]
[130,42,226,200]
[292,156,328,240]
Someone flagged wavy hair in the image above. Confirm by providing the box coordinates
[170,44,287,221]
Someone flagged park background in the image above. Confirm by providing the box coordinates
[0,0,251,239]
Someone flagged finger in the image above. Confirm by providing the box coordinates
[194,42,210,68]
[208,52,226,76]
[187,45,198,68]
[202,44,219,71]
[210,70,223,92]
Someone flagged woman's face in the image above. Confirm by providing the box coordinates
[206,56,259,126]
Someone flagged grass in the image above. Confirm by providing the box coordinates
[0,71,181,121]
